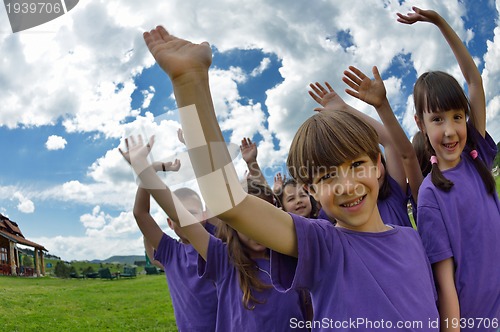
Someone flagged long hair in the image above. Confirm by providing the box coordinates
[411,130,431,177]
[215,179,272,310]
[287,110,380,186]
[414,71,495,194]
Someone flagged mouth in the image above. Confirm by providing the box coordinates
[340,195,366,208]
[443,142,458,151]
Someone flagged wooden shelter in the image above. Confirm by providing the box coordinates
[0,213,47,276]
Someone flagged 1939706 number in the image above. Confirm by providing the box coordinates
[5,2,62,14]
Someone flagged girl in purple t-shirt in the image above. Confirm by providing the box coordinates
[398,6,500,331]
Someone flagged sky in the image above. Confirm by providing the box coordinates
[0,0,499,261]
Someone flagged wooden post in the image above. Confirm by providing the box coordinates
[9,241,16,275]
[40,251,45,275]
[34,248,40,277]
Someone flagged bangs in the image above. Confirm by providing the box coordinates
[415,71,470,116]
[287,110,380,185]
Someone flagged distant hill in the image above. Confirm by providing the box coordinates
[90,255,145,265]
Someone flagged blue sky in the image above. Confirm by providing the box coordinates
[0,0,499,261]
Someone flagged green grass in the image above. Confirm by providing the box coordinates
[0,274,177,331]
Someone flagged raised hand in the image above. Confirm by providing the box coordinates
[119,135,154,166]
[143,26,212,81]
[308,82,348,112]
[152,159,181,173]
[396,6,439,25]
[273,172,286,194]
[343,66,386,109]
[177,128,186,145]
[240,137,257,164]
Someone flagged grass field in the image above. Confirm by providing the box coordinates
[0,274,177,331]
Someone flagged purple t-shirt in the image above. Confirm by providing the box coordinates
[271,215,439,332]
[417,125,500,328]
[198,235,308,332]
[377,174,413,227]
[154,233,217,332]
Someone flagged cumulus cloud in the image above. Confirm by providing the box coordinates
[13,192,35,214]
[2,0,499,260]
[45,135,68,150]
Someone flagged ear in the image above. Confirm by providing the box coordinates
[376,153,382,179]
[167,218,174,229]
[414,115,425,134]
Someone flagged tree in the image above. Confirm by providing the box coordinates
[23,255,33,268]
[54,261,71,278]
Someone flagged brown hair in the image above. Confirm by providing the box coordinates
[215,223,271,309]
[287,110,380,186]
[411,131,432,177]
[414,71,495,193]
[216,179,272,309]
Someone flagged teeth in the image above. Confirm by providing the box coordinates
[342,196,363,207]
[444,142,457,148]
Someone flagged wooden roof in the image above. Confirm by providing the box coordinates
[0,214,47,251]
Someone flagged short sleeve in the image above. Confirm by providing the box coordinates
[197,235,231,282]
[417,189,453,264]
[468,122,497,169]
[271,215,338,291]
[154,233,175,266]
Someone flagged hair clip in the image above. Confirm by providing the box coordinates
[430,156,438,165]
[470,150,478,160]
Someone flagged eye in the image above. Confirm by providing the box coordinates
[320,171,336,182]
[431,116,442,123]
[454,113,464,120]
[351,160,365,168]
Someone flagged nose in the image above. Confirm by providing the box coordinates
[333,172,355,195]
[443,120,457,137]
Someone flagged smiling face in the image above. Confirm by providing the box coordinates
[413,71,470,171]
[418,109,467,170]
[281,183,312,217]
[309,154,384,231]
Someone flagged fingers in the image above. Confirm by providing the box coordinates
[372,66,382,81]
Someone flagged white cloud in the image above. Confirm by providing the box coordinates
[45,135,68,150]
[251,58,271,77]
[13,192,35,214]
[141,86,155,109]
[2,0,499,261]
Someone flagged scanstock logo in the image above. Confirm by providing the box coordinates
[4,0,79,33]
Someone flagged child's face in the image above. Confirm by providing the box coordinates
[236,231,267,256]
[168,196,204,243]
[419,109,467,170]
[282,184,312,217]
[309,154,381,231]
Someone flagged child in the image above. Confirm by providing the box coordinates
[123,143,308,331]
[137,26,439,331]
[398,6,500,330]
[127,158,218,332]
[276,178,318,219]
[309,81,419,228]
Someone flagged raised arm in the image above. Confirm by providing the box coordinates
[142,26,297,257]
[343,66,423,200]
[122,142,210,260]
[397,6,486,136]
[309,81,407,193]
[144,237,164,269]
[240,137,270,189]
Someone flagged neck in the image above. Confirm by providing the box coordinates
[336,207,389,233]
